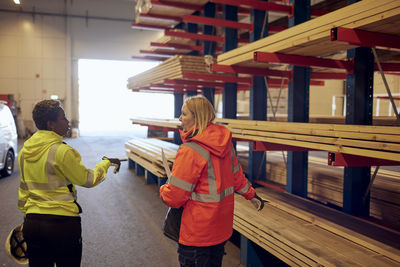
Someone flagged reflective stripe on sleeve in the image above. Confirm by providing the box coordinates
[83,170,95,187]
[169,175,196,192]
[236,182,251,195]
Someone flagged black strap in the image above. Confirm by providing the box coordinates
[67,184,82,213]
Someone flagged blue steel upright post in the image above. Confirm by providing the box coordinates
[248,2,268,183]
[222,4,238,120]
[202,2,216,106]
[343,0,374,217]
[187,12,199,97]
[286,0,310,198]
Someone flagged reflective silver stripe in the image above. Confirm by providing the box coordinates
[182,142,217,196]
[83,170,95,187]
[190,186,234,203]
[236,182,251,195]
[231,144,240,174]
[19,144,75,203]
[181,142,234,203]
[169,175,196,192]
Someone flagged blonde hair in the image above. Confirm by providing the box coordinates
[184,95,216,135]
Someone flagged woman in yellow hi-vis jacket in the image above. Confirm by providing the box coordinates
[18,100,121,267]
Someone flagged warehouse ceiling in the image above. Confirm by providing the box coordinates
[0,0,136,22]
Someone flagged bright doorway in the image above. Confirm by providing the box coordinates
[78,59,174,136]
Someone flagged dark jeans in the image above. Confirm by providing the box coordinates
[178,241,227,267]
[23,214,82,267]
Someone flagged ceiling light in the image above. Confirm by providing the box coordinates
[13,0,20,4]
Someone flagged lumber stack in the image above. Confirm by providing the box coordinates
[134,0,208,29]
[216,118,400,162]
[127,55,211,90]
[234,186,400,266]
[125,138,179,177]
[217,0,400,66]
[237,151,400,230]
[130,117,181,130]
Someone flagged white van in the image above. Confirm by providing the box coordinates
[0,101,17,177]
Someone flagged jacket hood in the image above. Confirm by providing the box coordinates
[21,130,62,162]
[180,123,232,158]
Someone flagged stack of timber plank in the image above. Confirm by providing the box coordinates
[234,186,400,266]
[143,30,199,56]
[217,0,400,66]
[130,117,181,130]
[216,118,400,162]
[237,150,400,231]
[125,138,179,177]
[135,0,208,29]
[127,55,210,90]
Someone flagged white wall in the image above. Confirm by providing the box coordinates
[0,0,162,132]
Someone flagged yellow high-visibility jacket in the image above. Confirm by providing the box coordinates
[18,130,111,217]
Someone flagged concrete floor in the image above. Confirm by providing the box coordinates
[0,133,242,267]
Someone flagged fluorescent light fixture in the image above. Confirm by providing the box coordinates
[13,0,21,4]
[50,95,59,100]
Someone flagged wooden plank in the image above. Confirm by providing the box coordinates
[217,0,400,66]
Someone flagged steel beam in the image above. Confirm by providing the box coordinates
[254,51,353,72]
[331,27,400,50]
[182,72,252,84]
[211,0,292,14]
[328,152,400,167]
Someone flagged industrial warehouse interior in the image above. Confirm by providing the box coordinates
[0,0,400,266]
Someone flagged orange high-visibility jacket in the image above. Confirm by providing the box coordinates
[160,123,255,246]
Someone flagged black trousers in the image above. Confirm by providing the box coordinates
[178,241,226,267]
[23,214,82,267]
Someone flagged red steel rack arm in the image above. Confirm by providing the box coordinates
[164,79,226,88]
[183,15,253,31]
[210,63,292,78]
[151,0,203,11]
[310,72,347,80]
[328,152,400,167]
[164,29,225,43]
[131,23,169,31]
[269,25,287,33]
[211,64,345,81]
[331,27,400,50]
[210,0,292,14]
[150,42,203,51]
[254,51,354,72]
[374,63,400,72]
[253,141,316,151]
[182,72,252,84]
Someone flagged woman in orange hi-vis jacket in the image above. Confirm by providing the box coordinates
[160,95,264,267]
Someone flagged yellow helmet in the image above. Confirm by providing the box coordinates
[4,224,28,265]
